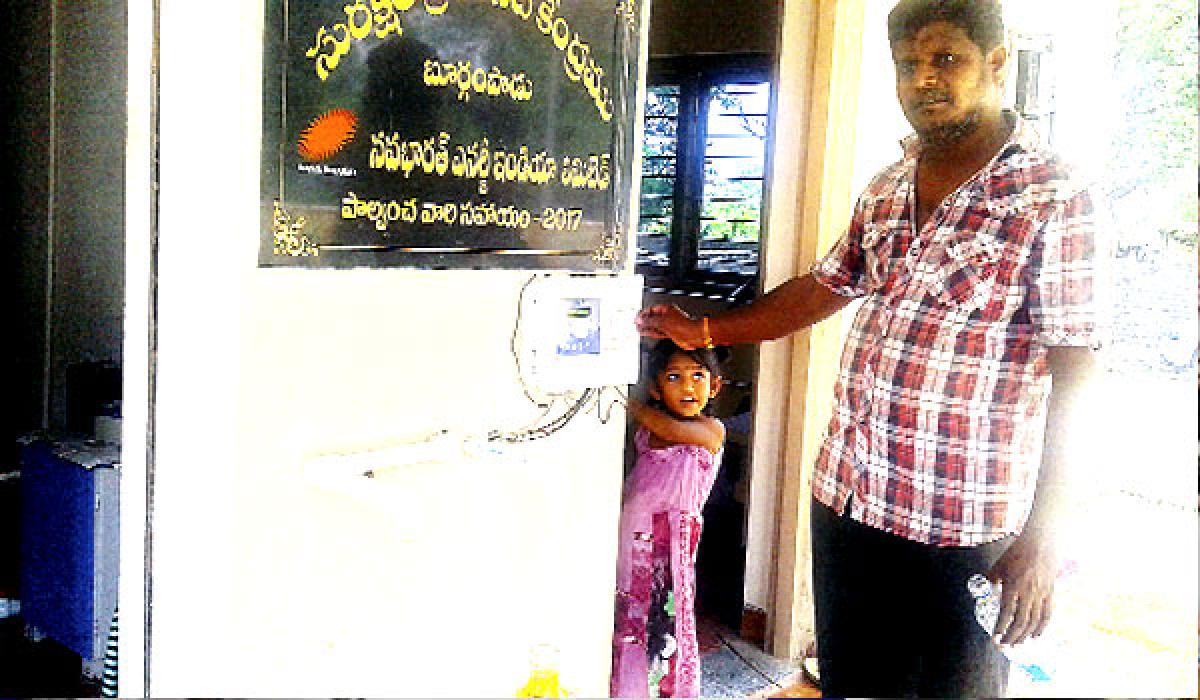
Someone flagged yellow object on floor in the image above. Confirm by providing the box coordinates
[515,668,570,698]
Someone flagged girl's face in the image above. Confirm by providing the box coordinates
[652,351,720,418]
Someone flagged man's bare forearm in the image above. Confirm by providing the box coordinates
[1023,345,1098,543]
[709,274,852,346]
[989,344,1097,644]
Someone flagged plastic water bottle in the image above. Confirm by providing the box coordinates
[967,574,1058,683]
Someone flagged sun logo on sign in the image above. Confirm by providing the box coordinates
[297,108,358,162]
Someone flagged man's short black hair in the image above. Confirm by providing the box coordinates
[887,0,1006,52]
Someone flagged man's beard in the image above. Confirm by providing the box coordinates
[917,107,982,149]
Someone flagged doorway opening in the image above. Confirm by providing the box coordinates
[633,54,774,639]
[0,1,128,697]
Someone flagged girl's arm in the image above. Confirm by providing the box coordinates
[626,399,725,455]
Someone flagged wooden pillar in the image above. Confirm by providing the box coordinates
[750,0,865,660]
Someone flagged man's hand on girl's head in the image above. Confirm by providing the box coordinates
[635,304,704,349]
[635,304,681,337]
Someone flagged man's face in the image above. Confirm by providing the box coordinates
[891,21,1006,147]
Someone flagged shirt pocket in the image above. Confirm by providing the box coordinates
[929,235,1005,310]
[861,222,903,292]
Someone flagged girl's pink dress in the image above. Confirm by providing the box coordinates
[611,427,722,698]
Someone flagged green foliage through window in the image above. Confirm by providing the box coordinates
[637,58,770,282]
[1110,0,1198,249]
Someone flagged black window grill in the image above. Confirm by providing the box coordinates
[636,56,772,302]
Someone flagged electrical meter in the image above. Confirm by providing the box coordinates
[517,274,643,395]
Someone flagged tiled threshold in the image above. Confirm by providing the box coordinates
[698,618,821,698]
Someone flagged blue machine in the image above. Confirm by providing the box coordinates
[19,439,120,679]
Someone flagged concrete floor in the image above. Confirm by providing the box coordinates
[0,612,817,698]
[697,617,821,698]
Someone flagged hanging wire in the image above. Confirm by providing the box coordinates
[511,274,551,408]
[489,389,597,443]
[596,385,629,424]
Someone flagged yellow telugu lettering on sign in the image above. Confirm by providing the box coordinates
[423,58,535,103]
[368,130,612,193]
[340,192,584,234]
[304,0,616,123]
[305,0,449,81]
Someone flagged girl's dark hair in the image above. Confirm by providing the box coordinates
[887,0,1005,52]
[645,339,724,382]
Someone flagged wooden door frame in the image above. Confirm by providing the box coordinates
[745,0,866,660]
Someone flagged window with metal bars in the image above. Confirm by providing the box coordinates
[637,55,772,303]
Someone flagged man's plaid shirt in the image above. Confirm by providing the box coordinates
[810,114,1104,546]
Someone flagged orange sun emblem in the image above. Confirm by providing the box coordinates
[297,108,358,162]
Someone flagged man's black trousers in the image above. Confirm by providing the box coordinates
[810,497,1012,698]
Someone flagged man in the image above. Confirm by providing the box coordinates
[635,0,1103,696]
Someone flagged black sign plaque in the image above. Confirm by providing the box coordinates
[260,0,643,269]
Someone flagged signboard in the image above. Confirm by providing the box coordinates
[260,0,643,269]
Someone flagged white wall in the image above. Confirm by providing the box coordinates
[144,2,634,695]
[853,0,910,195]
[1005,0,1120,175]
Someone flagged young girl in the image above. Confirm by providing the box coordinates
[611,339,725,698]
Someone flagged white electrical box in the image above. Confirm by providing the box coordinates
[518,274,643,394]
